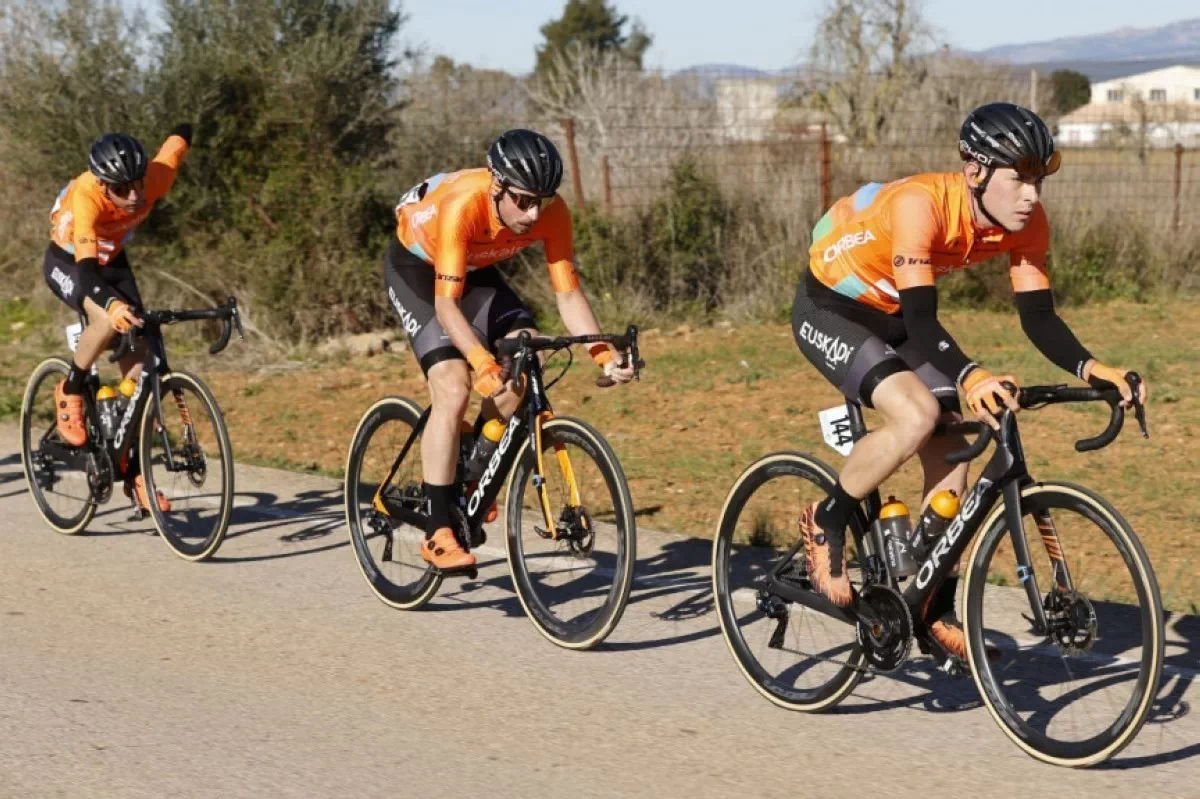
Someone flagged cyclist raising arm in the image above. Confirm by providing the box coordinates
[44,125,193,511]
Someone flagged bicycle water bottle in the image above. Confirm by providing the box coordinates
[96,384,119,440]
[912,489,960,559]
[464,419,507,483]
[876,496,918,578]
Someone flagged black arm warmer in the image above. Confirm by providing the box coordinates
[898,285,977,385]
[1014,289,1093,379]
[170,123,193,146]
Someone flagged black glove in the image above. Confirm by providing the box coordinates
[170,123,193,146]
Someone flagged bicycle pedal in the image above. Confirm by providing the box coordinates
[435,565,478,580]
[939,656,969,679]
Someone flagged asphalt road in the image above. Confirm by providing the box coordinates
[1,424,1197,798]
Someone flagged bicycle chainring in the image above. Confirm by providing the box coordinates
[856,583,913,672]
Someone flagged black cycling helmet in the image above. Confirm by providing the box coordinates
[88,132,148,185]
[487,129,564,196]
[958,103,1061,179]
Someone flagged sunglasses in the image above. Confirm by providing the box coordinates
[505,187,553,212]
[107,179,145,199]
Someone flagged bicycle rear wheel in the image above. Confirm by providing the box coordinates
[963,481,1164,767]
[505,416,636,649]
[713,451,870,712]
[344,397,442,609]
[20,357,97,534]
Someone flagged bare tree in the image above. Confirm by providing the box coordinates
[807,0,933,146]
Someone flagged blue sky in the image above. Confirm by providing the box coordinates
[397,0,1199,73]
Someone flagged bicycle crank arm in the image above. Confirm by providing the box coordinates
[764,577,859,627]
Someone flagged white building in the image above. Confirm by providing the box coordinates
[1057,64,1200,146]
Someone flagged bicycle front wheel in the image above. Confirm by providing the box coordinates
[344,397,441,610]
[505,416,636,650]
[963,480,1164,767]
[20,357,97,534]
[712,451,869,712]
[140,371,235,561]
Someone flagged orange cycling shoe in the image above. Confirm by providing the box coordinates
[420,527,477,570]
[54,380,88,447]
[125,474,171,513]
[798,502,852,607]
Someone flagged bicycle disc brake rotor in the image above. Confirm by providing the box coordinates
[856,584,913,672]
[1045,589,1098,656]
[558,506,596,555]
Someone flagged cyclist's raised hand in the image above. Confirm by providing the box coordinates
[962,368,1020,430]
[1085,361,1147,408]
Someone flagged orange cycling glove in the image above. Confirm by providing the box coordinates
[467,345,505,398]
[962,368,1020,419]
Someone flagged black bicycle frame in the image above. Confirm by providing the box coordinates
[766,406,1065,635]
[39,299,241,485]
[375,338,554,535]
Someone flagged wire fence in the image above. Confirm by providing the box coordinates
[401,62,1199,227]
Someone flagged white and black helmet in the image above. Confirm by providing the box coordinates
[88,132,148,185]
[487,129,564,196]
[958,103,1061,178]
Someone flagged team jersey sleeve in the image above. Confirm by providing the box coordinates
[540,198,580,294]
[144,135,190,204]
[69,186,104,262]
[888,188,940,290]
[432,196,472,299]
[1008,203,1051,293]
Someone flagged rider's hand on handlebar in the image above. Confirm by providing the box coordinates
[962,368,1020,430]
[1085,361,1146,409]
[590,345,635,386]
[467,345,507,399]
[106,300,142,334]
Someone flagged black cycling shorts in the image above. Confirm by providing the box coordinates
[792,271,960,413]
[383,238,537,375]
[43,243,142,315]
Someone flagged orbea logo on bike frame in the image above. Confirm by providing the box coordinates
[467,415,521,517]
[823,229,877,263]
[915,476,993,590]
[798,321,855,368]
[112,370,148,451]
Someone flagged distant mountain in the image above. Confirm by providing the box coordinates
[975,18,1200,65]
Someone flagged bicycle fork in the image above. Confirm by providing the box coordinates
[533,412,584,540]
[1003,480,1076,636]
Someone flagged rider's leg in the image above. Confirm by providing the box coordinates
[419,358,476,568]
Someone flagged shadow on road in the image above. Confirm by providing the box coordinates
[207,487,348,563]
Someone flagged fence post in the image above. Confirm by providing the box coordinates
[601,155,612,213]
[1030,69,1039,113]
[820,122,832,213]
[1174,142,1184,232]
[561,118,586,212]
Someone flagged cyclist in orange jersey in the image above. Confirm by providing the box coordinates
[385,129,635,570]
[791,104,1148,661]
[43,126,193,512]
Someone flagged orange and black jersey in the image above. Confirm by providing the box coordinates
[808,172,1050,314]
[49,134,190,265]
[394,168,579,300]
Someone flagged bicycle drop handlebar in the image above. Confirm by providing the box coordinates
[942,372,1148,464]
[496,325,645,388]
[107,296,244,362]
